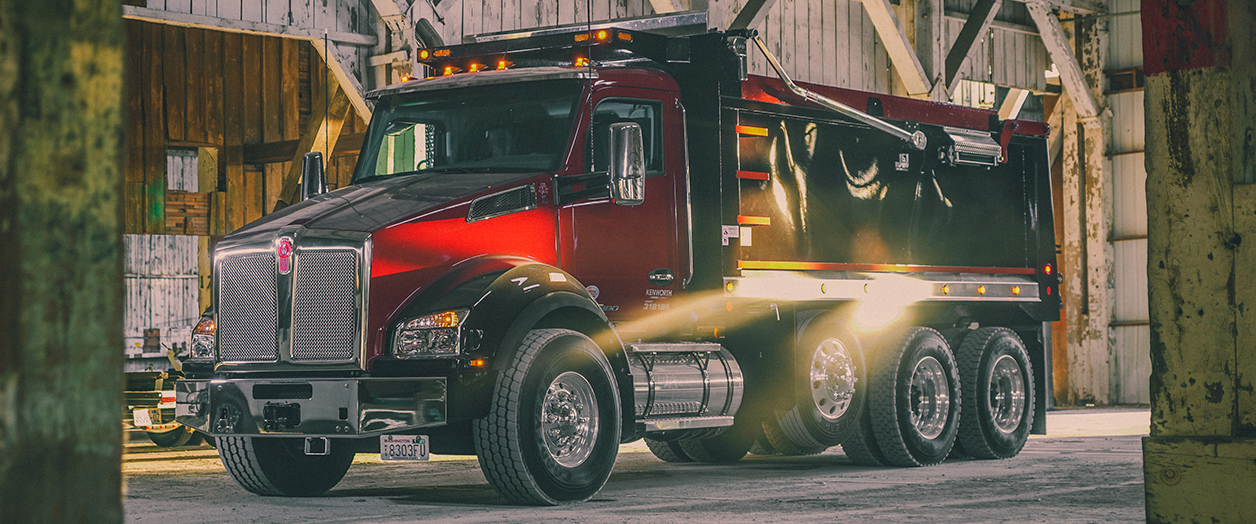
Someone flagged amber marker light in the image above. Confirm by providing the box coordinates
[1043,264,1053,275]
[574,33,590,42]
[574,57,591,67]
[1012,286,1022,295]
[618,32,632,41]
[469,358,487,368]
[596,29,609,40]
[418,49,430,60]
[433,49,450,57]
[942,284,950,295]
[725,281,736,293]
[443,66,456,76]
[497,59,512,70]
[400,75,411,82]
[978,285,987,295]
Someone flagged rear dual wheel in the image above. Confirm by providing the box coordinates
[866,327,961,467]
[955,327,1034,459]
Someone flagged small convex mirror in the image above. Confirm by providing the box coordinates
[608,122,645,206]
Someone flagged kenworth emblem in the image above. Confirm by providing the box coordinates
[277,237,293,275]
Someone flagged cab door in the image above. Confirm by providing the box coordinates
[559,88,688,330]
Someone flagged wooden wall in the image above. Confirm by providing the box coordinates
[124,19,365,236]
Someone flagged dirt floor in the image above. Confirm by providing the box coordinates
[123,408,1149,523]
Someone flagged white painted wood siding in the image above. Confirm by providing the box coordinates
[124,234,202,360]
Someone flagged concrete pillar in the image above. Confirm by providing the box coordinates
[1059,14,1113,405]
[0,1,126,522]
[1142,0,1256,521]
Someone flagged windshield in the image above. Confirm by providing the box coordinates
[354,80,585,183]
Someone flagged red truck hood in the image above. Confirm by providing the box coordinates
[229,170,543,237]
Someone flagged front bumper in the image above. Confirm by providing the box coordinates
[176,377,447,438]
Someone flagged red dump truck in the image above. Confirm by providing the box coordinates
[177,14,1058,505]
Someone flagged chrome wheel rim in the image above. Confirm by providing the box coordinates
[810,338,858,421]
[541,371,599,468]
[989,355,1026,435]
[909,356,950,440]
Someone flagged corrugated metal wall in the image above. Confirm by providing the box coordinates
[1106,0,1148,404]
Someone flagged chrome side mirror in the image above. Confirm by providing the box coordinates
[301,151,327,201]
[608,122,644,206]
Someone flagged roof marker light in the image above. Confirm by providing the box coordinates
[468,63,482,72]
[1012,286,1022,295]
[497,59,512,70]
[596,29,609,40]
[618,32,632,42]
[941,284,950,295]
[574,57,590,67]
[433,49,450,57]
[978,285,987,295]
[575,33,590,42]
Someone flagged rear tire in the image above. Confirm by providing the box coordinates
[867,327,961,467]
[840,408,888,466]
[761,418,826,456]
[644,437,692,462]
[217,437,355,496]
[772,326,866,452]
[146,426,197,447]
[473,329,621,505]
[677,423,754,463]
[955,327,1034,459]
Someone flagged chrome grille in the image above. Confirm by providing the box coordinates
[291,250,358,362]
[218,254,279,362]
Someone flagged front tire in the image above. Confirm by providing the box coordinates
[217,437,355,496]
[473,329,621,505]
[867,327,961,467]
[955,327,1034,459]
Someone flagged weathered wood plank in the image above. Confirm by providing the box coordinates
[163,24,187,142]
[184,27,207,144]
[264,163,284,215]
[243,166,264,223]
[465,0,483,39]
[266,0,289,25]
[166,0,192,13]
[143,23,167,234]
[241,132,367,163]
[263,36,283,143]
[282,38,301,140]
[222,32,245,232]
[241,34,263,145]
[204,30,224,145]
[279,66,351,206]
[291,0,314,28]
[821,0,836,86]
[834,0,849,87]
[241,0,263,22]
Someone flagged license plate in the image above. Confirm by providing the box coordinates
[380,434,429,461]
[133,408,153,427]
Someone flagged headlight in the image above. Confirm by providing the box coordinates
[393,309,469,358]
[189,316,215,361]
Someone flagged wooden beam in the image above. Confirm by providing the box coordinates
[728,0,779,30]
[1012,0,1104,15]
[999,87,1031,120]
[914,0,948,101]
[310,39,373,128]
[858,0,931,96]
[944,0,1002,94]
[648,0,685,14]
[120,6,377,46]
[1025,0,1099,118]
[278,67,352,208]
[243,133,367,164]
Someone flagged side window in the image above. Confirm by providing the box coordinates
[590,99,662,174]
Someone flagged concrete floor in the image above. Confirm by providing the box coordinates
[123,408,1150,523]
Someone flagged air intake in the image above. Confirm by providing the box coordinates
[467,185,537,222]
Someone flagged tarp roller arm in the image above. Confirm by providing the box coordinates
[750,36,927,151]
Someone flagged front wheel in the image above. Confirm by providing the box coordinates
[473,329,621,505]
[867,327,961,467]
[217,437,355,496]
[955,327,1034,459]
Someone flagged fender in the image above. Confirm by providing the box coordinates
[463,264,635,436]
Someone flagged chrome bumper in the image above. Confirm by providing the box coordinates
[175,378,446,438]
